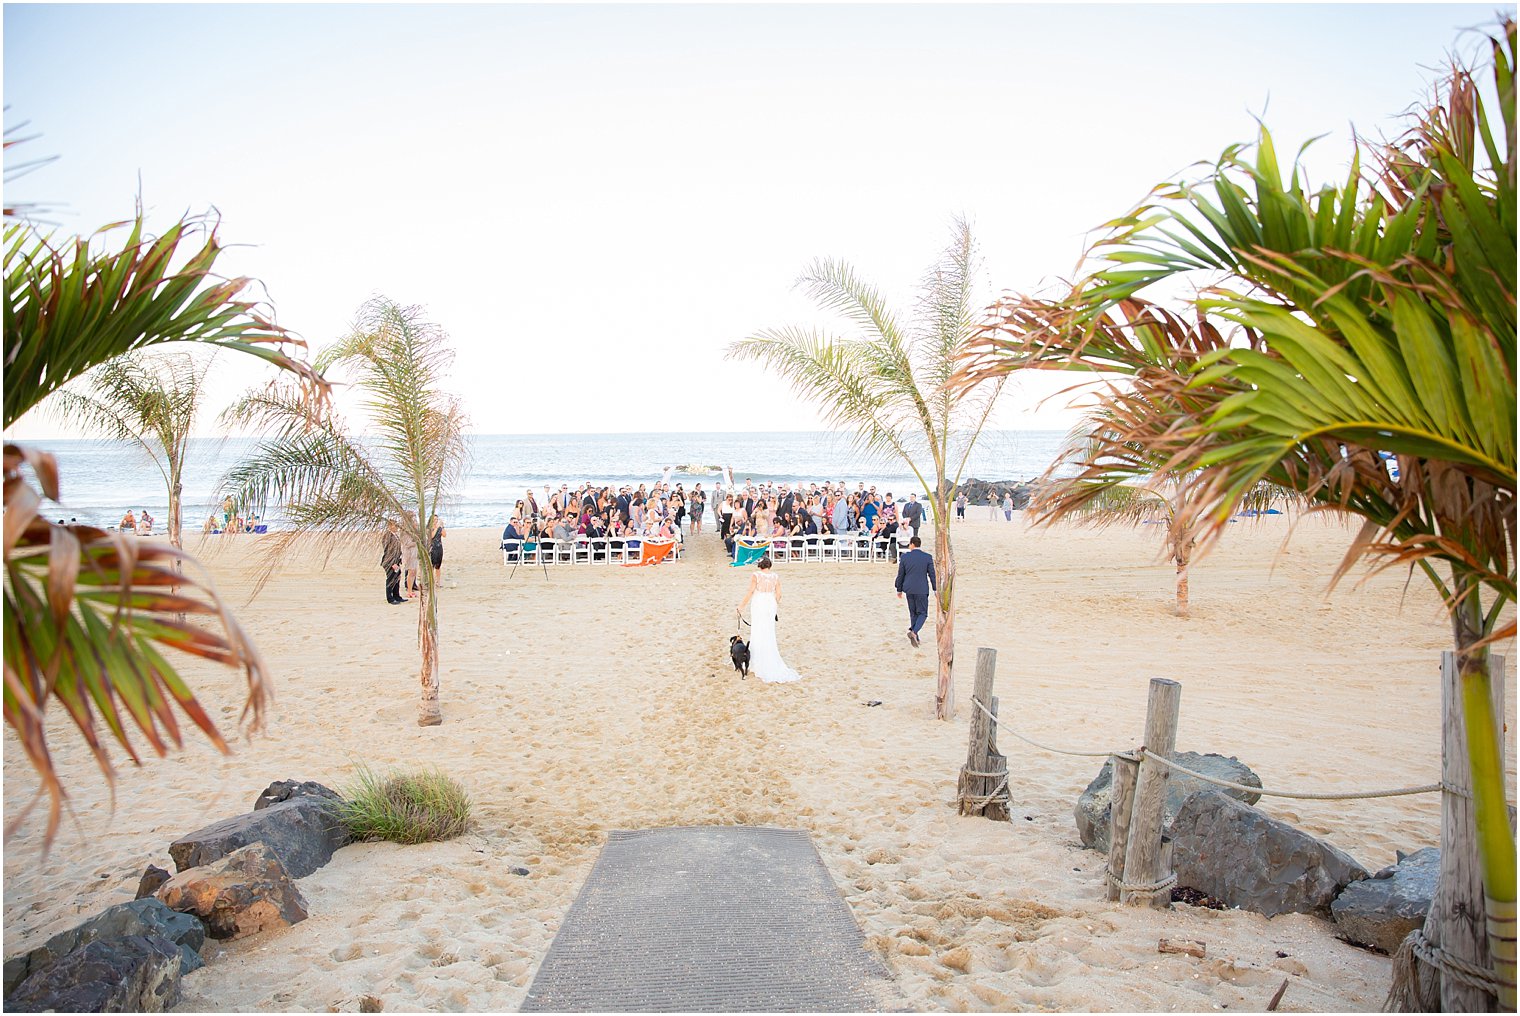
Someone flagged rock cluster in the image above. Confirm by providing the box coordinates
[3,779,346,1013]
[1076,756,1439,931]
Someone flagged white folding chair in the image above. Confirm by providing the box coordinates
[804,537,824,563]
[624,540,643,564]
[573,538,593,564]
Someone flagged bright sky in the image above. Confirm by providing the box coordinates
[4,2,1507,438]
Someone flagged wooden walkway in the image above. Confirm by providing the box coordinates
[520,826,896,1012]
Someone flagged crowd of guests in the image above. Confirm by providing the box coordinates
[499,481,706,561]
[714,479,925,561]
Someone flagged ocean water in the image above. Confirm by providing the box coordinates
[20,430,1070,529]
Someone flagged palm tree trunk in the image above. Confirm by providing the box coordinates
[1450,595,1517,1009]
[1174,537,1192,618]
[932,501,955,720]
[169,482,184,624]
[168,482,183,550]
[417,575,442,727]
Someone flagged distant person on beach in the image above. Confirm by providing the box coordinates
[222,495,235,530]
[382,521,404,604]
[1003,491,1014,521]
[736,555,801,683]
[956,492,967,520]
[894,535,937,649]
[119,509,136,532]
[988,491,997,520]
[429,515,446,583]
[720,494,735,539]
[204,514,219,534]
[136,510,154,535]
[690,484,706,535]
[401,531,420,599]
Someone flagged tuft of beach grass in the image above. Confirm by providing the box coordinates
[338,763,472,844]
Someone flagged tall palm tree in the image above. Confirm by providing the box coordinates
[728,217,1006,720]
[220,296,468,727]
[958,20,1515,1008]
[4,206,324,844]
[40,350,214,549]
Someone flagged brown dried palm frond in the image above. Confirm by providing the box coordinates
[3,444,268,845]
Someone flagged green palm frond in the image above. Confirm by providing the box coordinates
[4,210,324,429]
[4,203,326,848]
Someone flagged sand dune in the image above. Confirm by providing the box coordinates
[3,513,1514,1012]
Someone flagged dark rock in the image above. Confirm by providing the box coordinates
[2,897,205,997]
[157,842,308,940]
[252,779,343,812]
[1332,846,1438,954]
[136,865,172,900]
[957,478,1038,509]
[7,934,181,1013]
[510,867,530,876]
[1075,752,1262,853]
[170,796,349,878]
[1171,791,1368,917]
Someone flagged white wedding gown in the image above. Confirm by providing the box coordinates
[748,575,801,684]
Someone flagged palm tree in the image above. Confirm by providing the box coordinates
[219,296,468,727]
[40,351,214,549]
[963,300,1302,618]
[4,206,324,844]
[728,217,1006,720]
[958,20,1514,1008]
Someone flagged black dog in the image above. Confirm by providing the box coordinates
[729,635,750,679]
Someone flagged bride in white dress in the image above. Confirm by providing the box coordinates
[736,556,802,684]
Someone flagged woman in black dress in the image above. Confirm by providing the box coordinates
[428,514,447,583]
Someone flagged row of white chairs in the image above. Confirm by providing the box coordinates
[500,537,682,566]
[734,534,906,563]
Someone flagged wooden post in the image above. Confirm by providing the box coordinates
[956,648,1008,821]
[1120,678,1181,908]
[1106,753,1140,902]
[1425,652,1505,1011]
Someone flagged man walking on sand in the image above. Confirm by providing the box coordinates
[894,535,936,648]
[902,491,924,539]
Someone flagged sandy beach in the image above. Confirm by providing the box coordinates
[4,513,1515,1012]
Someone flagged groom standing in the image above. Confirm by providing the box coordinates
[894,535,937,648]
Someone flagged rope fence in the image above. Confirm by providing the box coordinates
[969,696,1443,802]
[954,650,1513,1004]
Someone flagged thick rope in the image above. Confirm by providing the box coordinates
[958,771,1011,809]
[1408,927,1513,994]
[969,697,1112,758]
[966,698,1443,800]
[1139,749,1441,801]
[1103,866,1177,896]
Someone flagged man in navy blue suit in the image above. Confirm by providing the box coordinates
[894,535,937,648]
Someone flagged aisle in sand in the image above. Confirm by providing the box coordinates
[521,826,896,1012]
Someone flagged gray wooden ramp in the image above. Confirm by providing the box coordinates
[521,826,895,1012]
